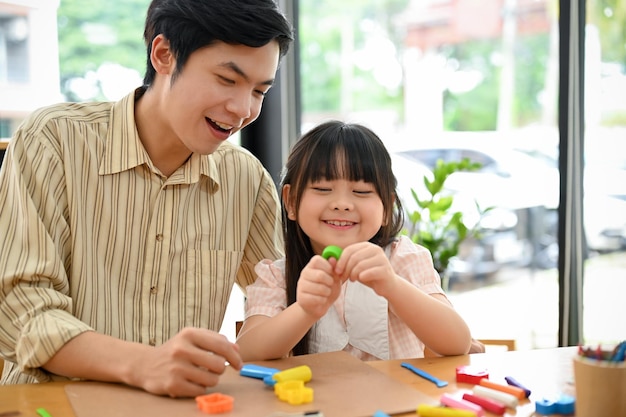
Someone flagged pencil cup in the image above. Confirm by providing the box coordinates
[572,355,626,417]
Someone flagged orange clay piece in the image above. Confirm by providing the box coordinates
[195,392,234,414]
[479,379,527,400]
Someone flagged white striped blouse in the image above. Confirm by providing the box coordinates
[0,90,284,384]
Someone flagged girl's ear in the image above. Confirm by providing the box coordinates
[282,184,297,220]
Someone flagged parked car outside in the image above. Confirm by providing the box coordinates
[387,128,626,288]
[391,152,532,283]
[583,136,626,252]
[390,136,560,282]
[512,133,626,254]
[584,193,626,252]
[395,139,560,211]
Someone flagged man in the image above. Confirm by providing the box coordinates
[0,0,293,398]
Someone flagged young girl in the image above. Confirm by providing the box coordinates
[236,120,472,361]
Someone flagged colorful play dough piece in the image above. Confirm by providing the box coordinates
[195,393,234,414]
[322,245,343,260]
[263,365,313,386]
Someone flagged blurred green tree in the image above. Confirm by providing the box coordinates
[299,0,408,116]
[589,0,626,64]
[57,0,147,101]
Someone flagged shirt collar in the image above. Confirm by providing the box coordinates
[99,88,219,189]
[99,88,149,176]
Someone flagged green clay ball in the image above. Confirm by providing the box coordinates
[322,245,343,260]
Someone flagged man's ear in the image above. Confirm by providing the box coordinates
[150,34,175,75]
[282,184,296,220]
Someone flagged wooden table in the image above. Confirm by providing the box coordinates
[0,139,8,150]
[0,347,578,417]
[370,346,578,416]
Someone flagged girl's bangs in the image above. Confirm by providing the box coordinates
[305,136,380,184]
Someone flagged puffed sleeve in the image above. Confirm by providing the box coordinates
[244,258,288,318]
[390,236,449,300]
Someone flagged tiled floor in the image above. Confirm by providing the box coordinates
[449,253,626,349]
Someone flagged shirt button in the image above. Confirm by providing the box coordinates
[150,286,157,294]
[149,339,156,346]
[156,234,164,242]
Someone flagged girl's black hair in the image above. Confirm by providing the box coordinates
[142,0,294,87]
[280,120,404,355]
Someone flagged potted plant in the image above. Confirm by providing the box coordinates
[402,158,493,290]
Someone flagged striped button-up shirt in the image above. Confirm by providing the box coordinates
[0,89,283,384]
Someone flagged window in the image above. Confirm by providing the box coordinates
[5,0,623,347]
[299,0,626,348]
[583,0,626,345]
[0,118,12,138]
[0,14,30,84]
[0,1,60,141]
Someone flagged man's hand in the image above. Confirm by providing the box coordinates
[129,327,242,398]
[44,328,242,398]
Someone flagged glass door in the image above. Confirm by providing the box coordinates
[299,0,562,349]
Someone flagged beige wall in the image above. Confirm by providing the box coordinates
[0,0,62,138]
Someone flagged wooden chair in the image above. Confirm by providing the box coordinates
[424,338,516,357]
[478,339,516,352]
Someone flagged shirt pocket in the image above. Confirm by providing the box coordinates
[184,249,243,331]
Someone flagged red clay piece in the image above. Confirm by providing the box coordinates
[456,366,489,384]
[462,393,507,415]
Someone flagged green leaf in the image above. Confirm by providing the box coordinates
[409,211,421,224]
[403,158,486,275]
[432,196,454,211]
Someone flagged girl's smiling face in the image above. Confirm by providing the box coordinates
[284,178,385,255]
[280,121,404,261]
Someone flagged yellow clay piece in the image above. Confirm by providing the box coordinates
[273,365,312,383]
[275,380,314,405]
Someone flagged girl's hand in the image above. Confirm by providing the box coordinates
[296,255,343,319]
[335,242,398,297]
